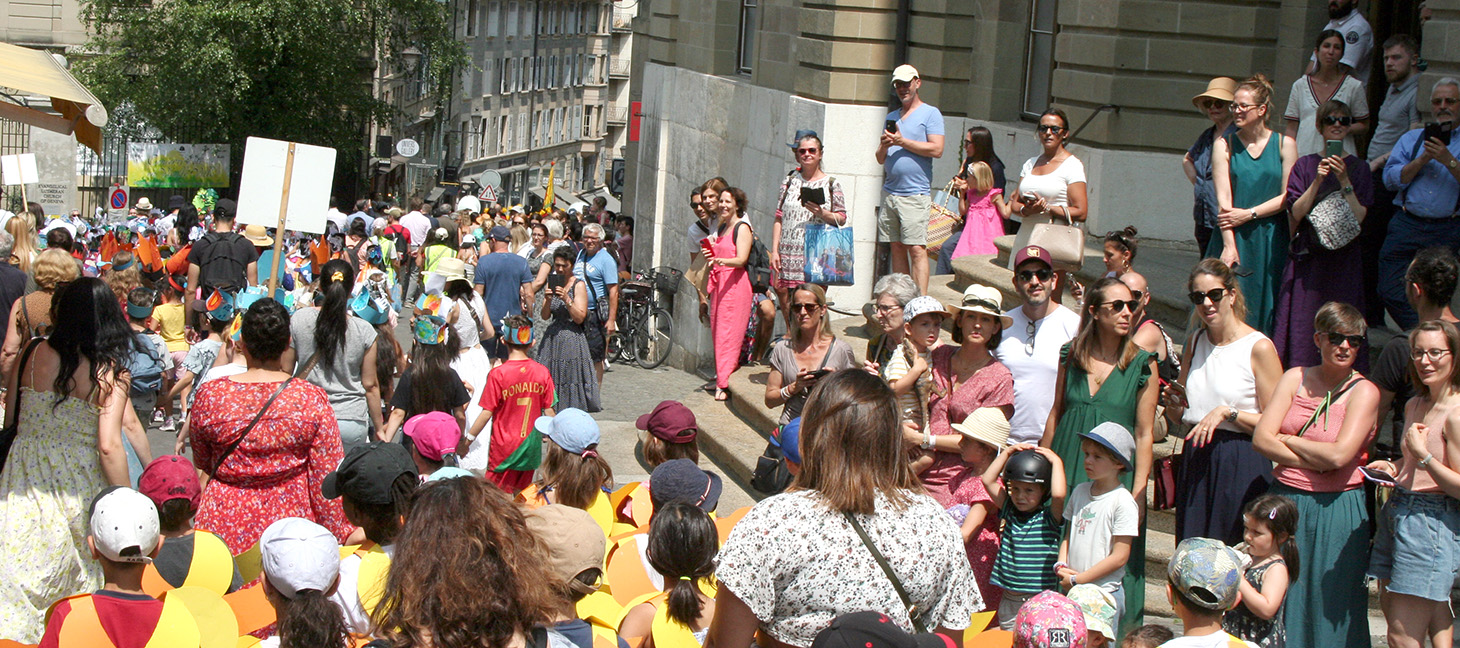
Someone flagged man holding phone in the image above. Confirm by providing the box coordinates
[875,64,944,296]
[1378,78,1460,328]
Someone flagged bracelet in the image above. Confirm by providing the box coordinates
[779,386,792,400]
[1420,454,1436,468]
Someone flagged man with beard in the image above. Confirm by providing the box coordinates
[1378,78,1460,328]
[1311,0,1373,84]
[1362,34,1423,324]
[993,245,1081,444]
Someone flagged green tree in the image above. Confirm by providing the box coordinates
[76,0,464,192]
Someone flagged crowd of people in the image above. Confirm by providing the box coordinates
[1,3,1459,646]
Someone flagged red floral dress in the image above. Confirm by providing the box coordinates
[947,470,1002,613]
[190,378,353,554]
[924,347,1014,506]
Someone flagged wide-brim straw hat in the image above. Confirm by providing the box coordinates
[243,224,273,247]
[951,407,1010,450]
[946,284,1013,328]
[1192,77,1237,107]
[433,256,470,285]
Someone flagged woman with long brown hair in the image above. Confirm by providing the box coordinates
[708,369,981,648]
[371,477,562,648]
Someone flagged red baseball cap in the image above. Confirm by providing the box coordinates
[1013,245,1053,270]
[635,400,698,444]
[138,455,201,510]
[404,411,463,461]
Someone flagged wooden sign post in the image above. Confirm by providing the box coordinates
[266,143,296,298]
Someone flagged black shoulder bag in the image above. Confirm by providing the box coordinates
[750,341,835,494]
[844,511,929,633]
[0,338,43,472]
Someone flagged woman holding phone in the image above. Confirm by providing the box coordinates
[1366,320,1460,648]
[765,283,856,425]
[537,245,600,412]
[770,132,848,321]
[1273,99,1373,369]
[1210,74,1297,336]
[707,187,755,402]
[1253,301,1378,648]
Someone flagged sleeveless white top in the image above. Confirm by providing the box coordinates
[1182,330,1266,433]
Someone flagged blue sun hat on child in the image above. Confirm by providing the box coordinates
[1079,421,1135,471]
[205,289,235,322]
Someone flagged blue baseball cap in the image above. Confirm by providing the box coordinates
[534,408,600,455]
[1080,421,1135,471]
[777,417,802,465]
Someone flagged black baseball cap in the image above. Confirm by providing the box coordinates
[811,611,955,648]
[322,442,418,505]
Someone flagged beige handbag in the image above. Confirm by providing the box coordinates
[1027,210,1084,271]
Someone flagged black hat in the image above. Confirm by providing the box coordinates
[322,442,418,505]
[648,459,722,513]
[811,611,955,648]
[168,195,186,210]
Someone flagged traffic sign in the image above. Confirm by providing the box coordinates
[478,184,498,202]
[107,185,130,220]
[478,169,502,189]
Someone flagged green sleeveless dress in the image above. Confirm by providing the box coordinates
[1203,131,1287,335]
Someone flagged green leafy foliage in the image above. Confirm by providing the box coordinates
[76,0,464,184]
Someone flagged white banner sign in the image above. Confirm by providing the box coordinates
[235,137,336,235]
[0,154,38,185]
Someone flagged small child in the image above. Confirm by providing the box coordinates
[138,455,242,594]
[153,276,189,432]
[1012,590,1089,648]
[619,501,717,646]
[524,504,618,648]
[1058,422,1140,633]
[950,161,1013,258]
[38,487,201,648]
[985,444,1067,630]
[1164,538,1258,648]
[403,411,465,480]
[527,408,614,512]
[1121,625,1175,648]
[636,400,702,467]
[949,407,1011,613]
[466,314,556,492]
[170,290,234,451]
[379,316,469,441]
[885,295,944,471]
[1221,495,1296,648]
[1067,583,1119,648]
[322,441,419,636]
[124,287,172,428]
[258,517,348,648]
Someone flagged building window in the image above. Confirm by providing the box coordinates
[499,116,510,154]
[737,0,758,73]
[482,59,494,97]
[518,113,529,150]
[521,56,530,91]
[466,0,479,37]
[1022,0,1058,117]
[489,1,501,37]
[520,3,531,37]
[507,2,519,37]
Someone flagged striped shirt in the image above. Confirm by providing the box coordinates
[990,504,1062,593]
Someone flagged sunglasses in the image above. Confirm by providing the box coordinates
[790,303,821,313]
[1129,289,1144,302]
[1018,268,1054,282]
[795,148,820,155]
[1100,299,1141,313]
[1036,125,1065,134]
[1187,288,1228,305]
[1321,115,1354,126]
[1199,99,1229,110]
[1323,331,1365,347]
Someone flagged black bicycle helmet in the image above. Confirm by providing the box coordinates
[1004,449,1053,485]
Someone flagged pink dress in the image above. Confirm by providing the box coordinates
[924,346,1015,506]
[951,188,1004,258]
[947,469,1002,612]
[708,221,754,390]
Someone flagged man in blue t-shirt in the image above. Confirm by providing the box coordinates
[874,64,944,296]
[474,225,533,365]
[574,223,618,385]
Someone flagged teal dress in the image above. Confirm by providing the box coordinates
[1204,131,1287,335]
[1050,344,1155,638]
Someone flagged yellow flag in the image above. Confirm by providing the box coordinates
[544,162,555,211]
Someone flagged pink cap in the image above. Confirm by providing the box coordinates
[404,412,463,461]
[138,455,201,510]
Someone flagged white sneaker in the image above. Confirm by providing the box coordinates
[151,409,165,424]
[160,417,177,432]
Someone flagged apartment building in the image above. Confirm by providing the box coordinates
[624,0,1455,305]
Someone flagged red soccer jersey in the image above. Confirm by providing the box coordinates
[479,358,555,488]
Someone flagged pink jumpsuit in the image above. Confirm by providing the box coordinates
[708,221,754,390]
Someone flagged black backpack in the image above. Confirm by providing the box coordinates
[196,231,252,291]
[735,221,772,294]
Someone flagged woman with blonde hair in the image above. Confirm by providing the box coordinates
[5,216,37,274]
[2,248,79,373]
[765,283,856,426]
[103,250,145,306]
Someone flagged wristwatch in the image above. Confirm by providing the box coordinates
[1341,185,1355,194]
[1225,407,1240,423]
[1449,158,1458,170]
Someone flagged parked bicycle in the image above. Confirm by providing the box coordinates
[607,266,679,369]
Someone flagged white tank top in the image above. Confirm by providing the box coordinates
[1182,330,1266,432]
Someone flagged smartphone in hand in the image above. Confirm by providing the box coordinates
[548,273,567,290]
[1424,121,1455,145]
[1325,139,1344,158]
[885,120,899,134]
[1360,466,1398,487]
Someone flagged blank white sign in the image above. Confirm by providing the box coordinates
[0,154,39,185]
[235,136,335,234]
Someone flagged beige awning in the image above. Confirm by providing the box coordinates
[0,42,108,155]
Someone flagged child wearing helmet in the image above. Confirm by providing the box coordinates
[983,444,1067,630]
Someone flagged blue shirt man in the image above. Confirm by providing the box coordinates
[873,64,945,296]
[573,223,618,379]
[474,226,532,360]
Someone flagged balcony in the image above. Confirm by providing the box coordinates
[608,59,630,79]
[611,9,633,32]
[606,105,628,125]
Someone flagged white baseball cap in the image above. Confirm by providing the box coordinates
[89,487,160,564]
[891,64,920,83]
[260,517,341,598]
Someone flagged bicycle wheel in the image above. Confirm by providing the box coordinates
[635,306,675,369]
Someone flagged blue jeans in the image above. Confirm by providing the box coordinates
[1378,211,1460,330]
[935,227,961,275]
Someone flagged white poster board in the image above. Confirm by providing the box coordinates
[235,137,335,234]
[0,154,38,185]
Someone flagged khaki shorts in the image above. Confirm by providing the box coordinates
[879,193,930,246]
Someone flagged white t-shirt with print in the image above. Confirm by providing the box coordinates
[1063,481,1140,592]
[995,305,1081,443]
[1161,632,1259,648]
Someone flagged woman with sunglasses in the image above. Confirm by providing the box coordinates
[1273,100,1374,369]
[1365,320,1460,648]
[1210,74,1297,336]
[765,284,856,427]
[1252,301,1378,648]
[770,132,848,324]
[1284,30,1369,157]
[1042,276,1158,632]
[1009,110,1087,278]
[1164,259,1283,545]
[1185,77,1238,253]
